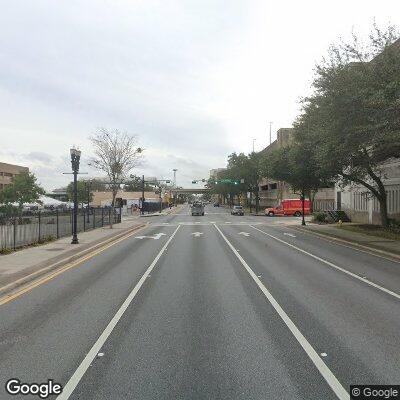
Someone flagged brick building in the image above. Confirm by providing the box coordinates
[0,162,29,191]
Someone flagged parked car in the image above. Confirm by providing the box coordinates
[213,202,220,207]
[191,202,205,216]
[231,205,244,216]
[265,199,311,217]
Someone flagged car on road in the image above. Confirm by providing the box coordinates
[265,199,311,217]
[213,202,220,207]
[191,202,205,216]
[231,205,244,216]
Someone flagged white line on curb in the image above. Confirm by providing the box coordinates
[57,225,181,400]
[250,225,400,301]
[213,224,349,400]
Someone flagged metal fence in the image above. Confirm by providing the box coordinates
[0,207,121,251]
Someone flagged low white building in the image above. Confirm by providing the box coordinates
[336,158,400,224]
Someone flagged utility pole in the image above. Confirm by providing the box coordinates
[173,169,177,187]
[141,175,145,215]
[252,138,256,153]
[269,121,273,145]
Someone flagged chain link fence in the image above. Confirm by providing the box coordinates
[0,207,121,252]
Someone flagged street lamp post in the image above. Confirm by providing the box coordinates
[301,191,306,226]
[70,148,81,244]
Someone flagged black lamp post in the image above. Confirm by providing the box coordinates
[70,148,81,244]
[301,191,306,226]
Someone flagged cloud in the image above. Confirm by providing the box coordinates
[0,0,399,190]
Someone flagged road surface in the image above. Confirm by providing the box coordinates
[0,204,399,399]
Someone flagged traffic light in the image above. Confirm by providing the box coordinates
[166,180,171,183]
[192,180,197,184]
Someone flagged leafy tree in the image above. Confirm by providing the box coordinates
[297,24,400,226]
[66,180,94,207]
[0,172,45,215]
[207,152,264,211]
[124,175,155,192]
[262,141,332,213]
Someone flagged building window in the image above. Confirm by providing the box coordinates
[269,183,277,190]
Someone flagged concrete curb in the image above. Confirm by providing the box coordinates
[0,223,147,299]
[291,226,400,261]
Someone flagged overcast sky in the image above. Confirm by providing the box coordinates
[1,0,399,190]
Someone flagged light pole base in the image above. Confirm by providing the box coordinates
[71,237,79,244]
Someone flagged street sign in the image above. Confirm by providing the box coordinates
[216,178,241,184]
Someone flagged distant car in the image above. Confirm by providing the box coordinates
[213,202,220,207]
[191,202,205,216]
[231,205,244,216]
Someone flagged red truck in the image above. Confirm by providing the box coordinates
[264,199,311,217]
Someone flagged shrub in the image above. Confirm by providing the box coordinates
[312,212,327,223]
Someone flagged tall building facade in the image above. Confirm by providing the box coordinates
[257,128,335,210]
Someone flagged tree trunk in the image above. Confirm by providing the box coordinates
[110,190,117,229]
[377,190,389,227]
[308,190,316,214]
[255,187,259,214]
[341,171,390,227]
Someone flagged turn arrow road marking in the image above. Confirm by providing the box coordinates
[191,232,204,237]
[135,233,167,240]
[238,232,250,237]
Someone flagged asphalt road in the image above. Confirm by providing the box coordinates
[0,204,399,399]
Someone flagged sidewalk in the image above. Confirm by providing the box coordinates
[0,204,185,295]
[0,216,147,295]
[293,223,400,258]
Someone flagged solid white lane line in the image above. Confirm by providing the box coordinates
[250,225,400,301]
[213,224,348,400]
[57,225,181,400]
